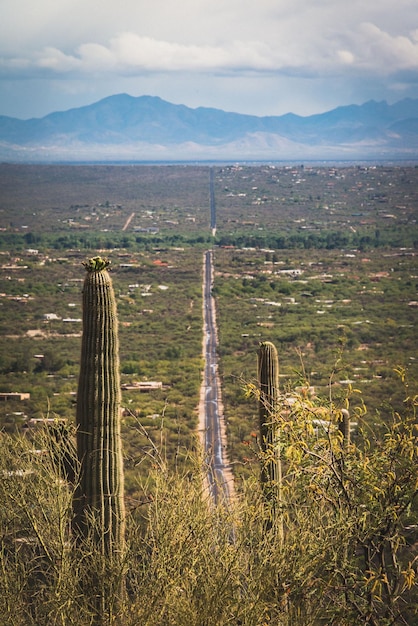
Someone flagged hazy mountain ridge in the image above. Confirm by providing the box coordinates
[1,94,417,161]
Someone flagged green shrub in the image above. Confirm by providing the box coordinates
[1,376,416,625]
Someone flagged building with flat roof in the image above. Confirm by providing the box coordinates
[0,392,30,401]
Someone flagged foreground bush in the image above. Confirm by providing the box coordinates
[0,382,417,625]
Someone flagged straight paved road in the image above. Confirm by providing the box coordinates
[202,249,233,505]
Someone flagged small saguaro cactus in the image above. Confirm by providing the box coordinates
[257,341,282,503]
[339,408,351,450]
[73,257,125,608]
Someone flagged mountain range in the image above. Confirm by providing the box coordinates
[1,93,417,162]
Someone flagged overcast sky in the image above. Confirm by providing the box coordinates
[1,0,418,119]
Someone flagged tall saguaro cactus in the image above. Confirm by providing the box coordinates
[257,341,282,533]
[73,257,125,616]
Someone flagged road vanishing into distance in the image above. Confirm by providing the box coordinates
[200,170,234,504]
[201,249,233,505]
[209,168,216,236]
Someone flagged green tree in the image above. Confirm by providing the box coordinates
[258,374,418,625]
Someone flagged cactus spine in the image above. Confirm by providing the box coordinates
[73,257,125,615]
[257,341,282,531]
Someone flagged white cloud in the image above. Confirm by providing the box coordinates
[6,23,417,78]
[1,0,418,118]
[0,35,284,75]
[355,23,418,71]
[337,50,356,66]
[37,47,80,72]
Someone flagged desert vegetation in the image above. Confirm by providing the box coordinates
[0,163,417,623]
[212,243,418,482]
[0,366,416,625]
